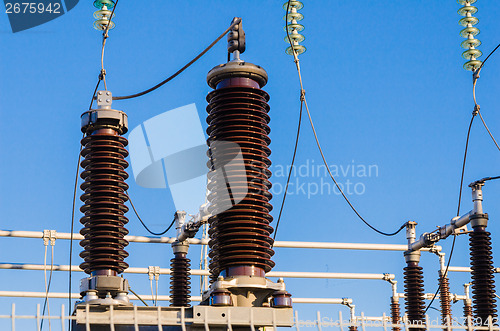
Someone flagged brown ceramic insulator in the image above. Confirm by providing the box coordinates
[464,301,473,325]
[206,77,275,280]
[391,299,401,331]
[469,229,497,322]
[170,252,191,307]
[79,129,129,275]
[404,262,425,330]
[439,274,452,327]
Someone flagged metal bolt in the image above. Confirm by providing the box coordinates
[106,99,110,103]
[98,99,102,102]
[278,278,284,283]
[106,91,110,96]
[217,276,224,281]
[98,91,103,95]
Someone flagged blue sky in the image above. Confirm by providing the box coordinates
[1,0,500,329]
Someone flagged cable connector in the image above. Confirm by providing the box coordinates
[300,89,306,102]
[99,69,107,81]
[473,104,480,116]
[42,230,56,246]
[473,69,480,82]
[148,266,160,281]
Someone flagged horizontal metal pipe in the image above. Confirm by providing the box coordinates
[267,271,394,280]
[448,266,500,273]
[0,291,347,304]
[398,293,465,301]
[0,263,394,280]
[0,230,441,251]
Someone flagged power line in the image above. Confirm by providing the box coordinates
[112,18,242,101]
[424,40,500,317]
[472,44,500,153]
[424,70,479,314]
[126,191,176,236]
[282,0,406,237]
[477,110,500,152]
[272,97,303,243]
[68,138,83,331]
[128,286,149,306]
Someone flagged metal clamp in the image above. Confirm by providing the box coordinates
[148,266,161,281]
[42,230,56,246]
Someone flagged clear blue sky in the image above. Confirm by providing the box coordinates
[1,1,500,328]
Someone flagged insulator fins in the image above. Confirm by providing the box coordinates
[283,1,306,55]
[93,1,116,31]
[458,0,482,71]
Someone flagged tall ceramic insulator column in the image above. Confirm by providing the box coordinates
[78,91,131,304]
[205,61,275,282]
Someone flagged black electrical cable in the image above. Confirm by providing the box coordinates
[88,78,102,110]
[424,113,476,315]
[272,98,303,243]
[112,18,241,101]
[68,137,84,331]
[457,115,476,217]
[472,44,500,152]
[129,286,149,306]
[126,191,175,236]
[476,42,500,72]
[429,306,441,313]
[283,0,406,237]
[480,175,500,183]
[424,235,457,316]
[422,41,500,317]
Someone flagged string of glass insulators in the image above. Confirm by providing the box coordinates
[458,0,482,71]
[93,0,116,31]
[283,1,306,56]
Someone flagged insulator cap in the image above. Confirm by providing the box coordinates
[81,109,128,134]
[459,16,479,27]
[461,38,481,49]
[458,5,478,16]
[286,45,306,56]
[93,0,115,9]
[462,49,482,60]
[460,27,480,38]
[283,1,303,10]
[207,61,268,89]
[464,60,482,71]
[284,23,305,32]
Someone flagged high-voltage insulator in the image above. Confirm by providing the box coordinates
[78,91,131,304]
[464,300,473,322]
[404,263,425,328]
[202,20,292,310]
[467,181,497,323]
[79,131,130,274]
[439,273,452,326]
[206,63,275,281]
[458,0,482,71]
[404,222,426,330]
[170,241,191,307]
[469,225,497,321]
[390,298,401,331]
[283,1,306,55]
[93,0,116,31]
